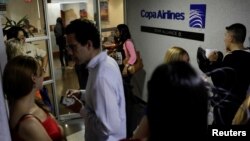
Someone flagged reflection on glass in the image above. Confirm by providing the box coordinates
[100,0,124,49]
[30,40,50,80]
[1,0,46,37]
[43,83,56,115]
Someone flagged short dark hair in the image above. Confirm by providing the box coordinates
[3,56,40,101]
[147,62,208,139]
[226,23,246,43]
[56,17,62,23]
[65,19,100,49]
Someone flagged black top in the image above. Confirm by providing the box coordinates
[222,50,250,101]
[213,49,250,125]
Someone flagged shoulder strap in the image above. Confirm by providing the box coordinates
[14,114,42,132]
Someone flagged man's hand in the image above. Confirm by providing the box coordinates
[207,51,218,62]
[64,89,83,113]
[66,89,81,99]
[66,98,83,113]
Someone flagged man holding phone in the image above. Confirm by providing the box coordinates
[64,19,126,141]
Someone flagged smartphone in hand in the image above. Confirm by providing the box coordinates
[60,96,75,106]
[60,96,83,113]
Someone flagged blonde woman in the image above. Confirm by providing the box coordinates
[132,46,189,140]
[164,46,190,63]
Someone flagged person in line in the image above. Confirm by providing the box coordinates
[5,37,53,110]
[147,62,208,140]
[65,19,126,141]
[132,46,190,140]
[164,46,190,63]
[54,17,69,68]
[209,23,250,124]
[115,24,137,74]
[6,26,48,72]
[114,24,137,137]
[197,47,224,74]
[2,56,65,141]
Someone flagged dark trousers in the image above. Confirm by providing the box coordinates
[123,76,138,138]
[57,37,69,66]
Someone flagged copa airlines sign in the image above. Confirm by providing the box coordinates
[141,10,185,20]
[140,4,206,29]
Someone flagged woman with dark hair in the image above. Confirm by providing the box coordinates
[132,46,190,140]
[3,56,65,141]
[6,26,29,41]
[115,24,137,137]
[147,62,208,140]
[115,24,137,74]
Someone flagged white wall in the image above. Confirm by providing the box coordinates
[51,0,87,3]
[126,0,250,101]
[61,2,87,21]
[0,18,11,141]
[47,3,61,25]
[47,3,61,52]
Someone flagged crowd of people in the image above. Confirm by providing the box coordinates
[2,14,250,140]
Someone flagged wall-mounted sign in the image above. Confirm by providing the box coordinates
[189,4,206,29]
[141,26,204,41]
[140,4,206,29]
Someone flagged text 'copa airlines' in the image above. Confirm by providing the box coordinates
[141,10,185,20]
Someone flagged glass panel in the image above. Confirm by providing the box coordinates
[1,0,46,38]
[28,39,51,80]
[100,0,124,49]
[55,66,79,115]
[47,0,96,118]
[42,83,56,115]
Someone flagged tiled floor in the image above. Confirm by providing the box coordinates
[52,55,85,139]
[60,117,85,141]
[67,130,85,141]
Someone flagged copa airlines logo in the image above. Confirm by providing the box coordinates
[141,10,185,20]
[189,4,206,28]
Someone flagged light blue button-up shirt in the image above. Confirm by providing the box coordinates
[81,51,126,141]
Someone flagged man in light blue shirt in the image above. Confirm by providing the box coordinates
[65,19,126,141]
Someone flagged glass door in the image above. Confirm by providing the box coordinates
[99,0,124,53]
[47,0,99,120]
[0,0,59,117]
[0,0,124,120]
